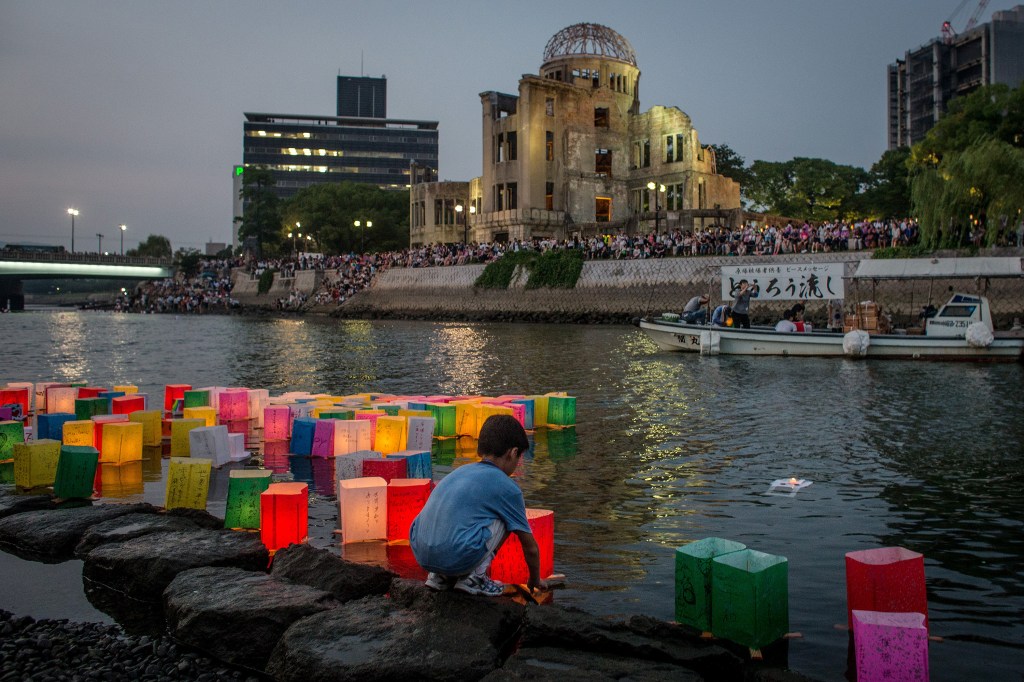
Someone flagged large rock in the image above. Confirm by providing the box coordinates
[75,512,207,557]
[165,566,339,671]
[0,491,54,520]
[0,503,156,561]
[482,646,703,681]
[82,529,268,601]
[267,582,527,682]
[271,543,395,602]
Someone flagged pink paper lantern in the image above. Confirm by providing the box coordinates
[264,405,291,441]
[219,390,249,421]
[852,610,929,682]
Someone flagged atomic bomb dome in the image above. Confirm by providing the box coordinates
[542,23,637,66]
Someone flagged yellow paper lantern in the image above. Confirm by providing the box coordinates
[530,395,550,427]
[113,384,139,395]
[450,400,480,437]
[62,420,96,447]
[375,416,405,455]
[13,439,61,489]
[182,406,217,427]
[165,456,211,510]
[477,405,514,437]
[128,410,163,446]
[99,422,144,464]
[170,418,206,456]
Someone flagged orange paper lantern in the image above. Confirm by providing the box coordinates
[489,508,554,584]
[260,482,309,552]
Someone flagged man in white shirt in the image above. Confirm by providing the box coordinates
[775,308,797,332]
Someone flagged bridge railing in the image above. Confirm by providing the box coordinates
[0,251,174,268]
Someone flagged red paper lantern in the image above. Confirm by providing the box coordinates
[386,478,432,541]
[489,508,554,584]
[219,390,249,421]
[362,457,407,483]
[0,387,29,416]
[846,546,928,630]
[386,542,427,581]
[77,387,107,399]
[91,415,129,453]
[260,482,309,553]
[111,395,146,416]
[163,384,191,413]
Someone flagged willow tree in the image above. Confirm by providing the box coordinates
[908,84,1024,247]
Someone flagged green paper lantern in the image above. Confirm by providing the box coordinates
[711,549,789,650]
[183,390,210,409]
[675,537,747,631]
[428,404,457,438]
[0,420,26,459]
[224,469,273,529]
[319,409,354,420]
[547,396,576,426]
[74,397,108,421]
[54,445,99,499]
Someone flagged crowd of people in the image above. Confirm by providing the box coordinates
[113,258,241,313]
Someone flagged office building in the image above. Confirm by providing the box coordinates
[337,75,387,118]
[888,5,1024,149]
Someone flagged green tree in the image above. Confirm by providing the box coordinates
[236,166,284,256]
[126,234,172,259]
[746,158,866,221]
[283,181,410,254]
[709,143,753,189]
[860,147,911,220]
[174,248,203,277]
[908,83,1024,247]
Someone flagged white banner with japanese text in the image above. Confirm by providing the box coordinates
[720,263,845,301]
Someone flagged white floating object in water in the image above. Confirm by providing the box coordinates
[767,477,813,496]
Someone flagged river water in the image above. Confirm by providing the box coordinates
[1,309,1022,680]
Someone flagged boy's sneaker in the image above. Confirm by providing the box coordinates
[454,573,504,597]
[425,572,452,591]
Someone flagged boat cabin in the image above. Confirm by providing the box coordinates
[925,293,993,338]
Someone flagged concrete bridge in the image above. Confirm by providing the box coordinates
[0,251,174,310]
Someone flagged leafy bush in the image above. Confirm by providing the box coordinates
[871,245,933,260]
[525,249,584,289]
[474,252,534,288]
[257,268,277,294]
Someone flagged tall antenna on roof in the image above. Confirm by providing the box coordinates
[361,51,364,77]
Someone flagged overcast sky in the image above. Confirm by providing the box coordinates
[0,0,1002,252]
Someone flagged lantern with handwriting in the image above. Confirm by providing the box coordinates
[311,419,338,458]
[99,422,143,464]
[47,386,77,415]
[490,508,555,584]
[450,401,479,437]
[362,457,406,483]
[170,418,206,456]
[128,410,162,446]
[100,460,143,497]
[164,384,191,413]
[354,411,382,448]
[12,439,61,489]
[75,397,108,421]
[511,399,535,430]
[338,476,387,543]
[425,403,456,438]
[711,549,789,651]
[335,450,382,481]
[851,610,929,682]
[219,390,249,422]
[183,390,210,409]
[331,419,372,456]
[54,445,99,499]
[247,389,269,428]
[675,537,747,632]
[264,405,291,441]
[390,449,432,480]
[92,414,129,452]
[189,425,232,468]
[35,382,64,413]
[505,402,527,429]
[183,406,217,427]
[223,469,272,529]
[375,416,405,455]
[165,457,211,510]
[845,546,928,630]
[111,395,146,416]
[386,478,432,541]
[404,416,435,453]
[62,420,95,447]
[113,384,138,395]
[260,482,309,552]
[37,413,75,441]
[290,417,317,455]
[547,396,576,427]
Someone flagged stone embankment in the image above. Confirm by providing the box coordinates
[231,250,1024,328]
[0,491,815,681]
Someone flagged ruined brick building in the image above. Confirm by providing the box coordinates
[410,23,741,246]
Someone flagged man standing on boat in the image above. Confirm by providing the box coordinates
[731,280,758,329]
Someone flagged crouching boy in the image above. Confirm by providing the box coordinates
[410,414,547,596]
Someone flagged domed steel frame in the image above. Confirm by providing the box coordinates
[542,23,637,66]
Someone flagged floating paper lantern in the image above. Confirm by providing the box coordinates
[386,478,432,541]
[12,439,61,489]
[335,450,382,481]
[112,384,138,395]
[397,409,431,420]
[75,397,108,421]
[675,537,748,632]
[289,402,316,421]
[290,417,317,456]
[99,422,144,464]
[530,395,550,427]
[183,406,217,427]
[845,547,928,630]
[318,409,354,420]
[260,482,309,552]
[247,389,269,428]
[170,418,206,456]
[547,396,576,427]
[53,445,99,499]
[362,457,406,483]
[128,410,162,446]
[219,390,249,421]
[505,402,527,429]
[62,420,96,447]
[407,401,428,412]
[511,399,535,430]
[330,419,372,456]
[264,405,291,441]
[35,382,65,414]
[390,450,432,480]
[183,389,210,409]
[450,401,479,438]
[100,461,143,497]
[228,433,246,460]
[223,469,272,529]
[851,610,929,682]
[47,386,77,415]
[478,405,514,437]
[164,384,191,413]
[77,387,107,399]
[165,457,212,509]
[404,417,435,454]
[354,411,383,448]
[0,387,30,417]
[3,382,33,414]
[189,425,232,468]
[98,391,125,412]
[91,414,129,453]
[490,508,555,584]
[310,420,338,458]
[375,416,406,455]
[338,476,387,543]
[111,395,146,416]
[36,413,75,441]
[711,549,789,651]
[426,403,456,438]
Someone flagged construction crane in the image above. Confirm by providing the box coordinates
[942,0,990,43]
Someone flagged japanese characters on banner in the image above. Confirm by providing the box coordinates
[720,263,845,301]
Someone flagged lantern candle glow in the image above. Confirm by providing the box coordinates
[260,482,309,552]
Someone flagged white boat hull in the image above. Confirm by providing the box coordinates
[639,319,1024,361]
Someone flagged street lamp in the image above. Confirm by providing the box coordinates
[119,224,126,255]
[96,233,104,253]
[354,219,372,253]
[469,205,476,245]
[67,208,79,252]
[647,181,666,234]
[455,204,463,244]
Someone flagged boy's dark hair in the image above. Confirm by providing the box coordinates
[477,414,529,458]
